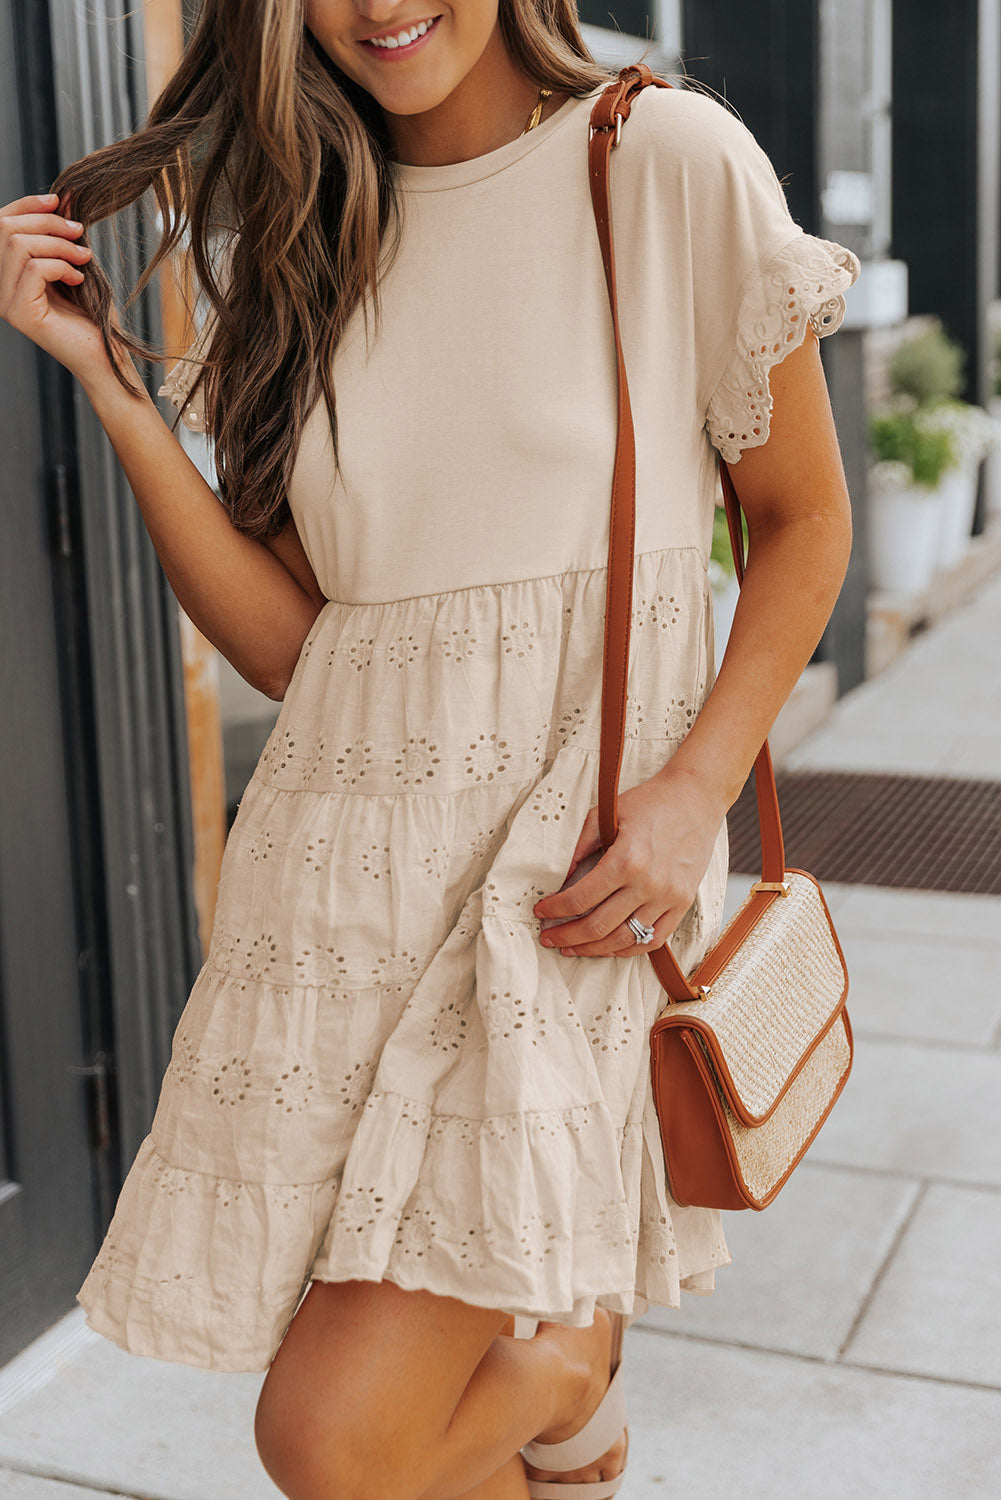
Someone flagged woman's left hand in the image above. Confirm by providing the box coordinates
[533,763,727,958]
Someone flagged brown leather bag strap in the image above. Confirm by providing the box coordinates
[587,65,786,1004]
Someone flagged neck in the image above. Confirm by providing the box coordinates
[382,32,550,166]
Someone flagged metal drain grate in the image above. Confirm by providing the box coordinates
[727,771,1001,894]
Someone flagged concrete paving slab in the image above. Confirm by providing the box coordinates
[946,735,1001,778]
[834,885,1001,945]
[829,686,1001,740]
[0,1334,276,1500]
[837,928,1001,1045]
[805,1037,1001,1186]
[783,725,961,776]
[900,632,1001,692]
[640,1163,918,1360]
[0,1472,124,1500]
[843,1183,1001,1388]
[622,1324,1001,1499]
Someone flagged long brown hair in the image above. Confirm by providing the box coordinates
[52,1,619,539]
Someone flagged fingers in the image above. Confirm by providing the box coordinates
[0,195,91,324]
[543,902,678,959]
[570,900,672,960]
[5,233,91,264]
[0,191,60,216]
[539,887,642,955]
[0,193,84,238]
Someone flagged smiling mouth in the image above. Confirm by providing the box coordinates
[360,15,441,54]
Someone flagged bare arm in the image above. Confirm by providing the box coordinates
[0,193,325,700]
[534,326,853,956]
[664,325,852,806]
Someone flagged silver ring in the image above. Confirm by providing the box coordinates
[626,915,655,945]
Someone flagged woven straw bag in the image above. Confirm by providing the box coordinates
[588,66,853,1211]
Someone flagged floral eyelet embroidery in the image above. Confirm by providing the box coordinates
[360,844,391,879]
[428,1000,468,1051]
[304,838,330,874]
[502,620,536,657]
[211,1057,253,1106]
[634,591,680,632]
[299,739,326,786]
[441,628,478,662]
[665,697,696,740]
[370,950,424,993]
[531,783,568,822]
[295,945,349,983]
[393,735,441,788]
[338,1059,377,1113]
[331,741,373,785]
[465,734,511,782]
[263,730,295,775]
[337,638,375,673]
[387,634,420,670]
[484,988,527,1041]
[586,1002,633,1053]
[555,705,586,746]
[423,844,450,881]
[273,1064,316,1113]
[248,829,274,862]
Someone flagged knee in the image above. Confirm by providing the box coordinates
[254,1372,426,1500]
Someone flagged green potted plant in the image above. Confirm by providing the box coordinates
[868,323,997,587]
[867,397,955,592]
[918,398,998,563]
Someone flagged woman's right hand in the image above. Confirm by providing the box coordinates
[0,192,114,381]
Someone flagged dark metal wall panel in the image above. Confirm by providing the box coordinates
[681,0,820,234]
[0,0,100,1359]
[44,0,201,1164]
[679,0,868,692]
[891,0,982,399]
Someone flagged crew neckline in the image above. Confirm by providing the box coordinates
[394,86,604,192]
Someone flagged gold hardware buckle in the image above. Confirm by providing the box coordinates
[588,114,624,147]
[750,880,791,896]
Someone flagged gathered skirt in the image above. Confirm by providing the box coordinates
[79,548,732,1371]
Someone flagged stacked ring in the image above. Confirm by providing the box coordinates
[626,915,656,945]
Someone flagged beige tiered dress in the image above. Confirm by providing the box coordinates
[78,82,859,1372]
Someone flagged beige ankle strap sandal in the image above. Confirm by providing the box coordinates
[521,1314,628,1500]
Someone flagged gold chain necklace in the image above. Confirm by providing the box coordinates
[522,86,553,134]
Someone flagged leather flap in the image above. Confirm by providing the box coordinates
[651,871,849,1126]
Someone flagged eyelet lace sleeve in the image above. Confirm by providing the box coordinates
[705,234,860,464]
[158,308,219,435]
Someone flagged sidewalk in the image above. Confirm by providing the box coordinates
[1,577,999,1500]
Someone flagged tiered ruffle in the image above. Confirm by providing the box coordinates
[80,551,731,1371]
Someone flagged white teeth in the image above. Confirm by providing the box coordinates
[368,18,435,48]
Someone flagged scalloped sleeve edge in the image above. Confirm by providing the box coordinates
[705,235,861,464]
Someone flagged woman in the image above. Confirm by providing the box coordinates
[0,2,857,1497]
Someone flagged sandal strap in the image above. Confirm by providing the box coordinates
[522,1361,627,1470]
[525,1472,626,1500]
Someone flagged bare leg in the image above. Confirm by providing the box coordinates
[253,1279,618,1500]
[450,1453,531,1500]
[521,1315,628,1493]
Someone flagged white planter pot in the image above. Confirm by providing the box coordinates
[984,397,1001,517]
[936,463,981,567]
[711,572,740,672]
[867,482,944,593]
